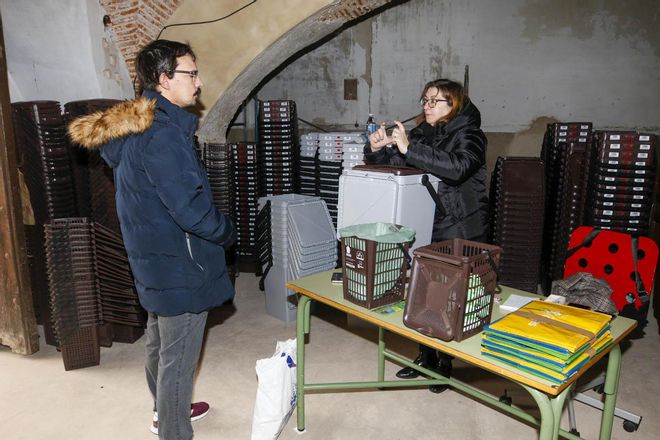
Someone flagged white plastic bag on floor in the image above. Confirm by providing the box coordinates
[251,338,297,440]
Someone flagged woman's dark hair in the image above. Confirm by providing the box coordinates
[416,78,466,125]
[135,40,196,92]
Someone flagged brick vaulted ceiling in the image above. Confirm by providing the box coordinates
[99,0,183,83]
[100,0,394,143]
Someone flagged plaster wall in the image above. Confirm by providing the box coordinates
[258,0,660,136]
[0,0,133,103]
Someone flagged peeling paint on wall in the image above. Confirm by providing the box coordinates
[517,0,660,57]
[258,0,659,133]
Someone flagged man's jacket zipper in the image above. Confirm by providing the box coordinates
[185,232,204,271]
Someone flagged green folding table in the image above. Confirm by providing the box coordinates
[287,270,637,440]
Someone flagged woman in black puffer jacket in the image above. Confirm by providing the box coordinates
[364,78,489,391]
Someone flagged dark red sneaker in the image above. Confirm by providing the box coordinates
[190,401,210,421]
[150,402,210,435]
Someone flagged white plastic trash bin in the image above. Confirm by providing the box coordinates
[337,165,440,253]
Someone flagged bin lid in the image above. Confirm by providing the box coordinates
[338,222,415,243]
[352,165,424,176]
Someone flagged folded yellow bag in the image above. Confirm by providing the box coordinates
[486,300,612,354]
[482,330,612,367]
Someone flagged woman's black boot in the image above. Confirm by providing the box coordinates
[429,356,453,393]
[396,345,438,379]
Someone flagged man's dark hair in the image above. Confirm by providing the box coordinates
[135,40,196,92]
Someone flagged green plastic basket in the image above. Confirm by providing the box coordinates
[339,223,414,309]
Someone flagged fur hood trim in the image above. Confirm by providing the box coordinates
[68,97,156,149]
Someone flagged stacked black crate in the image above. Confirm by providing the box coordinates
[62,100,123,234]
[44,218,101,370]
[256,200,273,290]
[12,101,78,346]
[299,133,319,196]
[199,142,236,283]
[258,100,298,197]
[86,150,120,233]
[585,131,656,235]
[65,99,144,343]
[63,99,122,218]
[12,101,78,221]
[92,222,146,342]
[652,170,660,321]
[539,122,593,294]
[200,142,233,216]
[231,142,260,266]
[489,157,545,292]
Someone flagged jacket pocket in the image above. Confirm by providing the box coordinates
[441,188,465,222]
[185,232,205,272]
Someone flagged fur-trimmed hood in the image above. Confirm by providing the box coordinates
[67,97,156,149]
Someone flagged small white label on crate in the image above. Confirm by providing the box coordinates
[639,135,650,141]
[631,212,641,217]
[603,201,613,206]
[344,154,363,161]
[579,137,587,142]
[609,143,620,149]
[632,203,642,208]
[580,131,589,136]
[605,177,615,181]
[600,218,612,223]
[609,151,620,158]
[559,125,568,129]
[635,170,645,174]
[637,152,649,159]
[634,178,645,183]
[633,187,644,191]
[633,195,643,199]
[581,124,590,129]
[640,144,651,150]
[630,220,641,224]
[604,210,613,216]
[635,161,645,166]
[609,134,621,140]
[608,160,619,165]
[604,193,614,198]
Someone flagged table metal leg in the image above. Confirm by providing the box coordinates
[523,385,556,440]
[378,327,385,382]
[550,385,572,439]
[291,295,624,439]
[296,296,312,432]
[599,344,621,440]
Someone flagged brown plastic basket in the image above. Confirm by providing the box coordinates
[60,325,100,371]
[341,235,409,309]
[403,239,501,342]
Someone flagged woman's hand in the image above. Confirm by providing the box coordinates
[391,121,409,154]
[368,123,392,152]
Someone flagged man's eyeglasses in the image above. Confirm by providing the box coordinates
[172,69,199,79]
[420,98,449,108]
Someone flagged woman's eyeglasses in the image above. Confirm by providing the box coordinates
[172,69,199,79]
[419,98,448,108]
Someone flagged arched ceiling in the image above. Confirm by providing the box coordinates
[158,0,395,143]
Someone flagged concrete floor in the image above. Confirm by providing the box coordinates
[1,273,659,440]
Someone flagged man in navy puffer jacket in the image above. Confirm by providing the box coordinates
[69,40,235,439]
